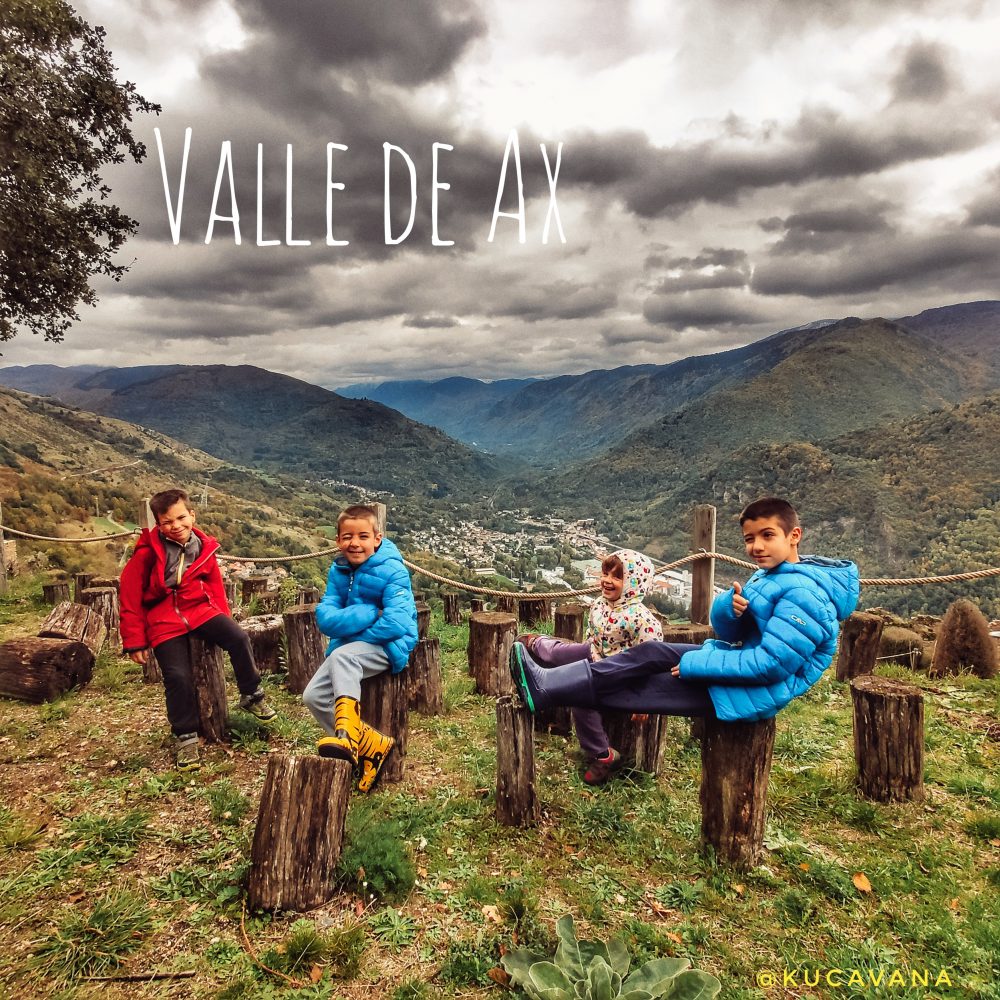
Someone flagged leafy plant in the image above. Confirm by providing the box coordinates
[370,906,417,947]
[337,802,415,901]
[201,780,251,825]
[0,807,46,851]
[655,880,705,915]
[501,914,721,1000]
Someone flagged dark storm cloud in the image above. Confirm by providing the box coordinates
[642,290,768,328]
[487,280,618,322]
[646,247,752,293]
[404,315,461,328]
[890,40,954,103]
[964,168,1000,227]
[762,202,895,254]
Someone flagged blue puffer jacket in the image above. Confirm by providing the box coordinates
[315,538,418,672]
[679,556,860,721]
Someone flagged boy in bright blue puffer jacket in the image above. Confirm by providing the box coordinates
[510,497,859,722]
[303,504,417,791]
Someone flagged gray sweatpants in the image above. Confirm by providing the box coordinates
[302,641,391,735]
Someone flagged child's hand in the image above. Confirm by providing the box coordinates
[129,649,148,665]
[731,581,749,617]
[671,664,680,677]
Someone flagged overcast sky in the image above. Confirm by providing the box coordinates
[6,0,1000,386]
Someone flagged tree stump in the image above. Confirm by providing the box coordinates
[496,695,539,827]
[836,612,885,682]
[38,601,107,657]
[470,599,486,614]
[554,603,585,643]
[242,575,270,604]
[495,594,517,615]
[224,578,239,608]
[246,754,353,912]
[518,597,552,626]
[415,601,431,641]
[0,638,94,703]
[283,604,326,695]
[190,635,229,742]
[408,638,443,715]
[90,577,120,592]
[443,592,461,626]
[662,624,714,740]
[296,586,321,606]
[360,669,408,784]
[851,675,924,802]
[700,716,776,869]
[73,572,94,603]
[602,712,670,773]
[467,612,517,696]
[143,648,162,684]
[42,581,71,605]
[244,614,285,674]
[78,586,121,650]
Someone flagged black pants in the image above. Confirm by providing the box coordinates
[154,614,260,736]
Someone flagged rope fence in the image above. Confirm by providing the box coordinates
[3,521,1000,596]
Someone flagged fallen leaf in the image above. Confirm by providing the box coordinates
[488,967,511,987]
[990,839,1000,847]
[734,884,745,896]
[482,904,502,924]
[798,863,810,871]
[666,932,683,944]
[950,898,960,911]
[852,873,872,893]
[649,900,671,917]
[310,964,323,983]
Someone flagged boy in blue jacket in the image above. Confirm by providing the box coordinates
[510,498,859,722]
[303,505,418,791]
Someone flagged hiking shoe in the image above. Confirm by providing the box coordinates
[355,723,395,793]
[240,689,278,726]
[175,734,201,773]
[583,747,622,786]
[317,696,361,766]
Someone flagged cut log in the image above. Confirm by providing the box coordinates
[495,594,517,615]
[246,754,353,912]
[470,599,486,614]
[78,586,120,650]
[89,577,120,592]
[851,675,924,802]
[38,601,107,658]
[661,623,713,741]
[296,586,320,606]
[554,603,585,643]
[602,712,670,774]
[224,578,238,608]
[190,635,229,742]
[283,604,326,695]
[415,602,431,641]
[836,612,885,682]
[443,592,461,626]
[243,614,285,674]
[42,582,71,606]
[700,715,776,869]
[467,611,517,696]
[496,695,539,827]
[0,637,94,703]
[408,638,443,715]
[242,576,270,604]
[360,669,408,784]
[143,647,162,684]
[518,598,552,626]
[73,572,94,602]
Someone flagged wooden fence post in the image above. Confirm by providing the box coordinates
[470,598,486,614]
[554,603,585,643]
[408,638,443,714]
[836,612,885,682]
[73,572,94,603]
[42,581,71,605]
[242,576,270,605]
[518,598,552,626]
[496,695,539,827]
[247,754,353,912]
[851,675,924,802]
[700,716,776,869]
[443,592,461,626]
[0,501,8,596]
[690,505,716,625]
[415,601,431,641]
[467,611,516,696]
[283,604,325,695]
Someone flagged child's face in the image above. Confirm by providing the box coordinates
[337,517,381,566]
[157,501,195,545]
[600,566,625,603]
[742,515,801,569]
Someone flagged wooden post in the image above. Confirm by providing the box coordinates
[495,594,517,615]
[518,597,552,626]
[224,577,238,608]
[373,502,387,534]
[190,635,228,742]
[360,669,408,784]
[38,601,107,657]
[78,586,120,650]
[470,598,486,614]
[467,611,517,696]
[0,638,94,702]
[0,501,7,596]
[836,612,885,682]
[73,572,94,603]
[443,592,461,626]
[42,581,72,605]
[138,499,155,530]
[242,576,270,604]
[283,604,326,695]
[415,601,431,641]
[602,712,670,773]
[247,754,353,912]
[851,675,924,802]
[244,614,285,674]
[700,716,776,869]
[408,638,443,714]
[296,586,320,606]
[496,695,539,827]
[554,603,585,643]
[690,505,716,625]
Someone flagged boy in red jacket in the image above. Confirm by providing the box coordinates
[120,488,276,771]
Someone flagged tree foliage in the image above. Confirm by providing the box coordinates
[0,0,159,343]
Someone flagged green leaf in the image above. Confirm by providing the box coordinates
[606,936,631,977]
[586,957,614,1000]
[622,958,692,996]
[662,970,722,1000]
[555,915,585,980]
[618,992,655,1000]
[529,961,574,997]
[502,949,548,987]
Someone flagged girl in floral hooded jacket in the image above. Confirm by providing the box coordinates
[520,548,662,784]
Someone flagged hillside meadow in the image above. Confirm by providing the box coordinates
[0,577,998,999]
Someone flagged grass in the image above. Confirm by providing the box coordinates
[0,589,998,997]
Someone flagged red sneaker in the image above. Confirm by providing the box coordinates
[583,748,622,786]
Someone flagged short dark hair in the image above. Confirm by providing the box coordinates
[739,497,800,534]
[601,553,624,577]
[337,504,380,532]
[150,489,190,520]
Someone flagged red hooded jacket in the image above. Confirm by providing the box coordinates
[119,526,231,651]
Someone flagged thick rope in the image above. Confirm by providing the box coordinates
[0,525,140,542]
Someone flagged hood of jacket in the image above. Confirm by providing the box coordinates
[768,555,860,622]
[608,548,656,607]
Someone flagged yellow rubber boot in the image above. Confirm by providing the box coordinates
[355,722,395,793]
[317,696,361,766]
